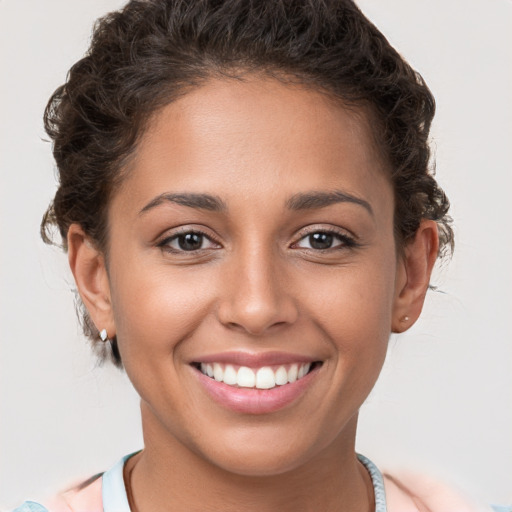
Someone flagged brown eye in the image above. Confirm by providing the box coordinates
[295,231,355,250]
[177,233,204,251]
[308,232,334,250]
[159,231,219,253]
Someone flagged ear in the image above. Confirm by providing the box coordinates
[392,220,439,333]
[67,224,116,339]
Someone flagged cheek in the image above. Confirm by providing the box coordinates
[308,258,396,337]
[109,262,217,362]
[303,251,397,382]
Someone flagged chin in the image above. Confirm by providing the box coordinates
[205,447,310,477]
[194,423,335,478]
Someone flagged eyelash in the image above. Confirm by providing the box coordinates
[157,227,358,254]
[157,228,221,254]
[292,228,358,251]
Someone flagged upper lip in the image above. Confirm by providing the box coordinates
[190,351,319,367]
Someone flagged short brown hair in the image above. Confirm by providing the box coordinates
[42,0,453,366]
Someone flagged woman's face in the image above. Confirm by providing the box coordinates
[98,77,404,475]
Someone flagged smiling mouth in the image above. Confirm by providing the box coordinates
[193,362,321,390]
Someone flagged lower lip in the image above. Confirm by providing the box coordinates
[193,366,320,415]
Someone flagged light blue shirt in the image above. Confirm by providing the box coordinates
[11,454,510,512]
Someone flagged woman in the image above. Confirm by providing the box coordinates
[8,1,508,511]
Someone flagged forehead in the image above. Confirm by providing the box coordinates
[115,77,392,216]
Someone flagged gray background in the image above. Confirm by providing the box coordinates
[1,0,511,509]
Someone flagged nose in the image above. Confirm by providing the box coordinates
[216,245,299,335]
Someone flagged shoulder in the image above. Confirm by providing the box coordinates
[11,475,103,512]
[383,471,499,512]
[55,475,103,512]
[11,503,51,512]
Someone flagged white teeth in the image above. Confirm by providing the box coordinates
[199,361,315,389]
[201,363,214,377]
[275,366,288,385]
[223,364,238,385]
[256,367,275,389]
[288,364,298,383]
[298,362,311,379]
[213,362,224,381]
[237,366,256,388]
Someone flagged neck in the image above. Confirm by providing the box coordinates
[126,402,374,512]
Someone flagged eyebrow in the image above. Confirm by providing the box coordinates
[139,189,373,216]
[286,190,373,216]
[139,193,227,215]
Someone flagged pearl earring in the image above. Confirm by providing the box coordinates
[99,329,109,342]
[401,316,410,322]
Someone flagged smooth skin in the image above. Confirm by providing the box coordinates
[68,76,438,512]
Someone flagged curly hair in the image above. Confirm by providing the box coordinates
[42,0,453,367]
